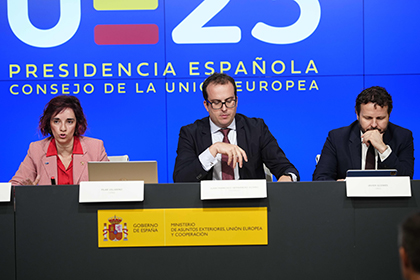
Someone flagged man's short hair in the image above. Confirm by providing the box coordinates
[355,86,393,115]
[202,72,237,100]
[399,212,420,273]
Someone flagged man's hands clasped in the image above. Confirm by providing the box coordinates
[361,129,387,153]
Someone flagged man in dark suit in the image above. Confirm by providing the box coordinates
[313,86,414,181]
[173,73,299,182]
[398,212,420,280]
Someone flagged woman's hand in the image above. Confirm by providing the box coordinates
[21,175,40,186]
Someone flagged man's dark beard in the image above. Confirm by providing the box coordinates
[360,126,385,134]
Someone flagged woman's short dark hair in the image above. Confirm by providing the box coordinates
[39,95,87,137]
[202,72,237,100]
[355,86,393,115]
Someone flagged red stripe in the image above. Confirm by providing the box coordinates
[94,24,159,45]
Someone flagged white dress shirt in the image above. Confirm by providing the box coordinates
[360,131,392,169]
[198,118,240,180]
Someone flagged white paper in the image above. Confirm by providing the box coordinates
[0,183,11,202]
[346,176,411,197]
[79,181,144,203]
[200,179,267,200]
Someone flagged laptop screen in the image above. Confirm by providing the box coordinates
[346,169,398,177]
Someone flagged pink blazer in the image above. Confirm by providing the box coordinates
[10,136,109,185]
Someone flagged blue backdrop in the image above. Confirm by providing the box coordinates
[1,0,418,182]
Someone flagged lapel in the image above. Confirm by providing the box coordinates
[236,114,246,151]
[41,139,58,181]
[199,117,213,152]
[348,122,362,169]
[197,117,213,179]
[73,137,88,184]
[235,115,246,178]
[383,124,392,145]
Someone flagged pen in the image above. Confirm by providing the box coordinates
[51,176,56,185]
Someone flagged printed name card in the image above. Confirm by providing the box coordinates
[79,181,144,203]
[200,179,267,200]
[346,176,411,197]
[0,183,11,202]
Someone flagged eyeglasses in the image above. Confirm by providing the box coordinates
[206,98,237,109]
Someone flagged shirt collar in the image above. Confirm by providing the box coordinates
[46,136,84,157]
[359,130,368,149]
[209,118,236,134]
[73,136,84,154]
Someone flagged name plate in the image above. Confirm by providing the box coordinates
[79,181,144,203]
[0,183,11,202]
[200,179,267,200]
[98,207,267,247]
[346,176,411,197]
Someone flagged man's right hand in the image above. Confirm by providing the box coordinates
[361,129,387,153]
[209,142,248,168]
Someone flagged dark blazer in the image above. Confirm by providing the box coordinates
[173,114,299,182]
[313,121,414,181]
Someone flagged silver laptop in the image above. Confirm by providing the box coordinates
[88,161,158,183]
